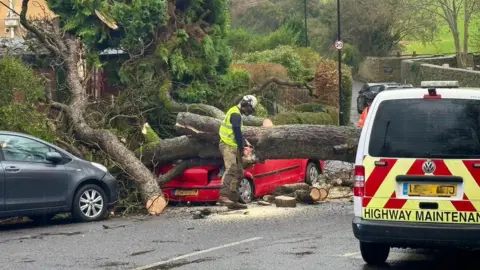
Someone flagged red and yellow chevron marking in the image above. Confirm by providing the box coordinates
[361,156,480,224]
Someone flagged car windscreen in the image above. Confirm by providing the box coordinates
[368,98,480,159]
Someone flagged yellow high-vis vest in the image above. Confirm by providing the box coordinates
[219,106,244,147]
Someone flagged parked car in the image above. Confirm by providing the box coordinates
[0,131,118,223]
[357,82,413,113]
[157,159,325,204]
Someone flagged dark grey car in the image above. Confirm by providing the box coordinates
[0,131,118,223]
[357,82,413,113]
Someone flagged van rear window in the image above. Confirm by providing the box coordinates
[368,99,480,159]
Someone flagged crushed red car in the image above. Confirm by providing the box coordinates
[156,159,325,204]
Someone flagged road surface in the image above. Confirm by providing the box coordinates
[0,203,476,270]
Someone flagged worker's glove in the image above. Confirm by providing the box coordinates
[243,146,253,157]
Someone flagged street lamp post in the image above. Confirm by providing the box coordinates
[304,0,308,46]
[336,0,343,126]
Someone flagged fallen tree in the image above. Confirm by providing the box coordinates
[142,112,361,167]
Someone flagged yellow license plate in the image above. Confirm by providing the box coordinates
[407,184,457,197]
[174,189,199,196]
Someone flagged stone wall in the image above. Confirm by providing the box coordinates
[358,56,440,82]
[359,54,480,87]
[401,56,480,87]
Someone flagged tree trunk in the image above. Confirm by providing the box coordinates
[274,183,312,195]
[139,113,360,186]
[173,112,360,162]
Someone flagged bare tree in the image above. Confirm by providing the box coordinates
[413,0,479,68]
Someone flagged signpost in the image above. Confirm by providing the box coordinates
[336,0,343,126]
[334,40,344,50]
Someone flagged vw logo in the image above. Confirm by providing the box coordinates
[422,159,436,174]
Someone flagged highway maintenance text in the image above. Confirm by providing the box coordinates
[363,208,480,224]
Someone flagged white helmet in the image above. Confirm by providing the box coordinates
[242,95,258,108]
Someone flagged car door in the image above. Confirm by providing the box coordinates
[278,159,305,184]
[249,160,283,195]
[0,134,69,211]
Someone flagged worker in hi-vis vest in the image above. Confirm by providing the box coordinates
[218,95,258,209]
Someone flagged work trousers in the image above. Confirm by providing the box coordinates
[219,141,244,202]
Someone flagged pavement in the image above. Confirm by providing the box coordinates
[4,81,474,269]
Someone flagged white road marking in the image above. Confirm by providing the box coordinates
[341,252,360,257]
[134,237,263,270]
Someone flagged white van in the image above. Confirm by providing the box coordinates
[352,81,480,265]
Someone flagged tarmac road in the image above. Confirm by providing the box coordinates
[1,202,478,270]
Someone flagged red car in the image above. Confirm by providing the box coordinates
[156,159,325,204]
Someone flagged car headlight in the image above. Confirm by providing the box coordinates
[91,162,108,172]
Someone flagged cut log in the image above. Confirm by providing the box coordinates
[275,183,312,195]
[275,196,297,208]
[318,188,329,200]
[294,190,315,204]
[263,195,276,203]
[146,195,167,215]
[293,187,329,204]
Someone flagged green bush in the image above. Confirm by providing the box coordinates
[273,112,335,125]
[342,44,362,75]
[313,59,352,126]
[228,26,300,54]
[0,56,54,141]
[341,68,353,125]
[0,103,54,141]
[235,45,305,79]
[294,103,326,113]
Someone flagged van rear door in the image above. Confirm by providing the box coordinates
[362,98,480,224]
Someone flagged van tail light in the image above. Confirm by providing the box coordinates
[354,165,365,197]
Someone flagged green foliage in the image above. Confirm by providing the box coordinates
[144,125,161,144]
[313,59,352,126]
[254,98,269,117]
[235,45,307,79]
[0,56,44,105]
[273,112,335,125]
[0,56,54,141]
[47,0,233,108]
[228,25,300,54]
[174,67,251,109]
[294,103,326,113]
[342,44,362,75]
[0,104,54,142]
[341,68,353,126]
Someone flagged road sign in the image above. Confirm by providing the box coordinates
[334,40,344,50]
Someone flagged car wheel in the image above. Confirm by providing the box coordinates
[360,241,390,265]
[305,162,321,186]
[72,184,108,222]
[238,178,254,204]
[28,214,55,225]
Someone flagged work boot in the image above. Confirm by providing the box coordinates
[227,202,248,210]
[217,196,234,206]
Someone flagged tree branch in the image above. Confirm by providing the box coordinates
[19,0,62,56]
